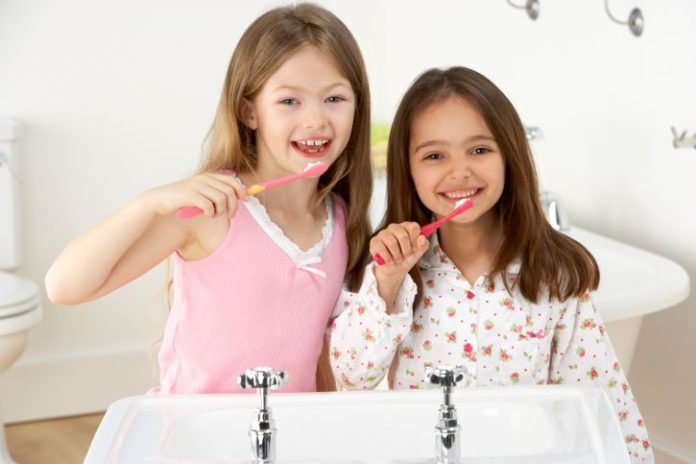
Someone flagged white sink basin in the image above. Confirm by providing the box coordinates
[566,227,689,322]
[86,386,630,464]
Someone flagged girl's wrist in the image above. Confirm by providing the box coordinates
[374,265,408,288]
[374,266,408,311]
[136,188,166,218]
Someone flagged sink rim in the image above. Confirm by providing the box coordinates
[86,385,627,464]
[566,226,690,321]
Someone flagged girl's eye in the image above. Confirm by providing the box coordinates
[424,152,443,160]
[325,95,346,103]
[472,147,491,156]
[279,98,299,105]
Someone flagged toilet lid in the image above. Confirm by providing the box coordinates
[0,271,39,310]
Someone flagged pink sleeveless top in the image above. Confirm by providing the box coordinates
[154,195,348,394]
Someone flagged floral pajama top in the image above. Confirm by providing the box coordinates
[329,235,653,463]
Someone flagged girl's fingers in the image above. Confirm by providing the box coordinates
[202,174,240,194]
[229,178,249,201]
[206,173,248,202]
[375,228,411,264]
[203,177,244,217]
[197,186,228,217]
[175,172,245,220]
[381,234,404,263]
[405,222,422,242]
[388,223,422,258]
[372,223,429,266]
[188,197,215,218]
[415,234,429,257]
[370,237,393,265]
[393,227,414,257]
[226,190,239,218]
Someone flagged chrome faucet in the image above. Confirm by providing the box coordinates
[540,191,570,231]
[425,365,469,464]
[238,367,287,464]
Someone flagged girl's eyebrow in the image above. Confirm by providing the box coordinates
[270,82,352,94]
[413,139,448,153]
[413,134,497,153]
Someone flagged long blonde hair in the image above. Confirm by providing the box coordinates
[199,3,373,285]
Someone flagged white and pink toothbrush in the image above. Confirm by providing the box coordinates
[374,198,474,265]
[176,162,329,219]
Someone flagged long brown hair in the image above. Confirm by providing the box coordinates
[200,3,373,287]
[383,67,599,303]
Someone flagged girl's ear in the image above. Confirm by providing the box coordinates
[240,97,258,130]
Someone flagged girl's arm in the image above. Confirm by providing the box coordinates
[45,172,246,305]
[550,293,654,464]
[328,262,416,390]
[328,222,429,390]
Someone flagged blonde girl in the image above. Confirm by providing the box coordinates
[46,3,372,394]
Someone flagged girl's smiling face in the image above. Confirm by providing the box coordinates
[409,96,505,226]
[243,46,356,177]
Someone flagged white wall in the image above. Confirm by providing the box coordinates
[1,0,695,461]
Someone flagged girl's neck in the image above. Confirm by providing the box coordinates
[255,184,323,215]
[239,169,327,252]
[437,211,503,284]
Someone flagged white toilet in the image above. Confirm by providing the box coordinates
[0,118,43,464]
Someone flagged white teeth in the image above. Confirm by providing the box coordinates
[444,189,478,199]
[297,139,328,147]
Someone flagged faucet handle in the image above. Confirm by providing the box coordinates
[238,367,286,463]
[426,365,465,463]
[238,367,288,391]
[424,365,468,388]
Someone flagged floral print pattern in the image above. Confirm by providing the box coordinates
[329,236,653,463]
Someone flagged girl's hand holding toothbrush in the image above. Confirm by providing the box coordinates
[176,162,328,219]
[369,199,473,311]
[373,198,473,267]
[371,222,429,274]
[369,222,429,312]
[147,171,248,219]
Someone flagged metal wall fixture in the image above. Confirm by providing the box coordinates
[540,191,570,231]
[524,125,544,142]
[523,125,571,231]
[671,127,696,149]
[505,1,644,37]
[605,0,644,37]
[506,0,540,20]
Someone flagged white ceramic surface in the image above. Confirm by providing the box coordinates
[86,386,630,464]
[566,227,690,322]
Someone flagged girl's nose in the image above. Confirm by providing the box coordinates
[302,102,328,129]
[449,158,473,180]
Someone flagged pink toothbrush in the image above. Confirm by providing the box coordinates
[374,198,474,265]
[245,161,328,195]
[177,162,329,219]
[419,198,474,237]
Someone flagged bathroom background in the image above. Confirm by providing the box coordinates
[1,0,694,462]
